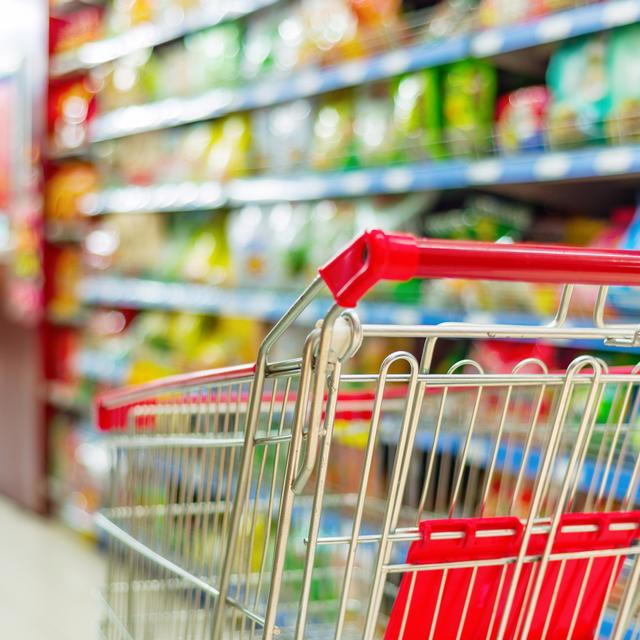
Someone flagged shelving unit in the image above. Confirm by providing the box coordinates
[49,0,279,77]
[86,0,640,141]
[80,144,640,215]
[44,0,640,551]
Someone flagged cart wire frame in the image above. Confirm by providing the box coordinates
[96,230,640,639]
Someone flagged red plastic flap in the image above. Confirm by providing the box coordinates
[386,512,640,640]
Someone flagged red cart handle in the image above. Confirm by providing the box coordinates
[319,229,640,307]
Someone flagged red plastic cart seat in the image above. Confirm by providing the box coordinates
[386,511,640,640]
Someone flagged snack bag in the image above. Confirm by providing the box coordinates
[606,24,640,143]
[179,213,230,285]
[442,60,497,156]
[477,0,543,27]
[391,69,444,162]
[546,34,611,148]
[183,22,242,91]
[252,100,313,172]
[310,93,356,171]
[496,86,549,153]
[353,83,395,167]
[45,162,99,221]
[205,115,251,180]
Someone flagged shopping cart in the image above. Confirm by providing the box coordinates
[96,229,640,639]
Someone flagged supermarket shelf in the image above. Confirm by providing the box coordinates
[80,145,640,215]
[80,181,225,215]
[50,0,279,78]
[77,274,640,354]
[226,145,640,203]
[77,274,526,324]
[88,1,640,142]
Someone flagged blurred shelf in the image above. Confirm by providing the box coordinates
[78,274,640,353]
[79,181,225,215]
[81,145,640,215]
[46,381,91,414]
[50,0,279,78]
[88,1,640,142]
[226,145,640,204]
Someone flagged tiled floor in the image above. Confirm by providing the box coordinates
[0,496,104,640]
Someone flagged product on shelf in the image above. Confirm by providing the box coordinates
[152,21,243,101]
[84,212,167,275]
[442,59,497,156]
[45,162,99,221]
[49,3,104,54]
[310,92,356,171]
[228,202,311,287]
[353,83,396,166]
[390,69,444,162]
[477,0,542,27]
[94,48,157,112]
[606,23,640,143]
[252,99,314,172]
[48,246,83,321]
[78,310,262,385]
[48,76,96,151]
[495,85,549,153]
[241,4,292,79]
[207,114,252,180]
[546,34,610,148]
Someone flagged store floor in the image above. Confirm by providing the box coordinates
[0,496,104,639]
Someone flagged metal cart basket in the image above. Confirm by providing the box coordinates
[96,229,640,639]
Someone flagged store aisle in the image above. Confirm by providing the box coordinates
[0,496,104,640]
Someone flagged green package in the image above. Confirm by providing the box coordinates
[546,34,611,148]
[442,59,496,156]
[185,22,242,89]
[309,92,356,171]
[391,69,445,162]
[606,24,640,143]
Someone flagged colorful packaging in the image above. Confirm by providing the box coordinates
[45,162,99,221]
[205,115,251,180]
[442,60,497,156]
[310,93,356,171]
[496,86,549,153]
[390,69,444,162]
[48,77,96,152]
[477,0,542,27]
[228,203,314,287]
[546,34,611,148]
[353,83,395,166]
[252,100,314,173]
[606,24,640,143]
[50,4,103,54]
